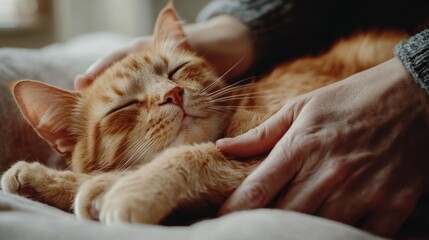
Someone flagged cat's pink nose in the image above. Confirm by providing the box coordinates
[162,86,183,106]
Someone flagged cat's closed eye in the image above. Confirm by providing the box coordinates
[106,100,140,116]
[168,62,189,80]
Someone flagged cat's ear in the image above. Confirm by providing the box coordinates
[153,2,189,49]
[12,80,79,158]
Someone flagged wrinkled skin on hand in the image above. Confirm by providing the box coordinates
[217,58,429,237]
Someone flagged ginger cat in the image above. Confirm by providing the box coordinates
[1,3,405,224]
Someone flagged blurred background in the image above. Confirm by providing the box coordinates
[0,0,211,48]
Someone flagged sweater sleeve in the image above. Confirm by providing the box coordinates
[197,0,429,71]
[197,0,314,70]
[395,29,429,96]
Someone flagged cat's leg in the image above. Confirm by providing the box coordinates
[99,142,257,224]
[74,172,124,220]
[1,161,89,211]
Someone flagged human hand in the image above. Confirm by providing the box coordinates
[74,36,152,90]
[216,58,429,237]
[74,15,254,90]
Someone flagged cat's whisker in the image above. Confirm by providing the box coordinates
[202,57,246,93]
[205,107,232,114]
[206,77,255,97]
[210,90,276,103]
[207,84,264,101]
[96,134,155,172]
[211,92,268,101]
[207,105,265,114]
[208,83,273,98]
[210,105,264,110]
[128,132,166,167]
[171,34,193,53]
[120,139,158,171]
[115,140,147,171]
[133,140,164,168]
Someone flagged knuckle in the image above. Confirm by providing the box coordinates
[364,191,387,209]
[241,182,271,207]
[249,126,268,142]
[323,160,351,183]
[391,191,418,212]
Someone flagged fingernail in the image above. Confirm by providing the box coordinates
[217,201,235,217]
[74,75,85,89]
[218,198,247,217]
[215,138,228,147]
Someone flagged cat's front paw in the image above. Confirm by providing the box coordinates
[74,174,119,221]
[99,180,169,224]
[1,161,47,198]
[1,160,80,210]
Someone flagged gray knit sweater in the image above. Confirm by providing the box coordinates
[198,0,429,93]
[396,30,429,96]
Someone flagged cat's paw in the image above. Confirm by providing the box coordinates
[1,161,48,198]
[1,161,80,211]
[99,181,168,224]
[99,194,148,224]
[74,174,119,221]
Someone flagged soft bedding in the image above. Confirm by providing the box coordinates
[0,191,384,240]
[0,32,422,240]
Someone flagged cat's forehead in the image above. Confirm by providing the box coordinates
[144,43,195,67]
[80,45,199,106]
[91,47,190,84]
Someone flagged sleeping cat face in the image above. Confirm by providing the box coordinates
[11,5,231,173]
[71,43,228,172]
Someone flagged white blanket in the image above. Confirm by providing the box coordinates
[0,191,383,240]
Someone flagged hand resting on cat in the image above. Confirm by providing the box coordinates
[0,2,415,237]
[75,14,253,89]
[2,3,258,224]
[217,57,429,237]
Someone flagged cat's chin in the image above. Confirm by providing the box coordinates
[167,116,209,148]
[182,115,194,127]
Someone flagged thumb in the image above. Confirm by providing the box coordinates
[74,75,94,90]
[216,105,294,158]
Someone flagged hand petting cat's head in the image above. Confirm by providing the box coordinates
[11,3,231,173]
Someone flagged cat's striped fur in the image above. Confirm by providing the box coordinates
[1,3,404,224]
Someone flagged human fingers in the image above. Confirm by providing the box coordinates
[358,190,420,237]
[275,160,350,216]
[74,48,130,90]
[74,74,94,90]
[218,127,304,215]
[74,37,152,90]
[315,178,421,237]
[216,103,295,158]
[315,196,367,226]
[360,210,412,237]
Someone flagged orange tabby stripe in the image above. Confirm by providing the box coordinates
[113,70,133,81]
[105,109,139,135]
[127,58,141,71]
[88,122,102,172]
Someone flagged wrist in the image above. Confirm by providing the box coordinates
[392,57,429,180]
[392,57,429,106]
[184,15,254,80]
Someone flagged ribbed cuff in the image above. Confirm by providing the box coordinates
[395,29,429,95]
